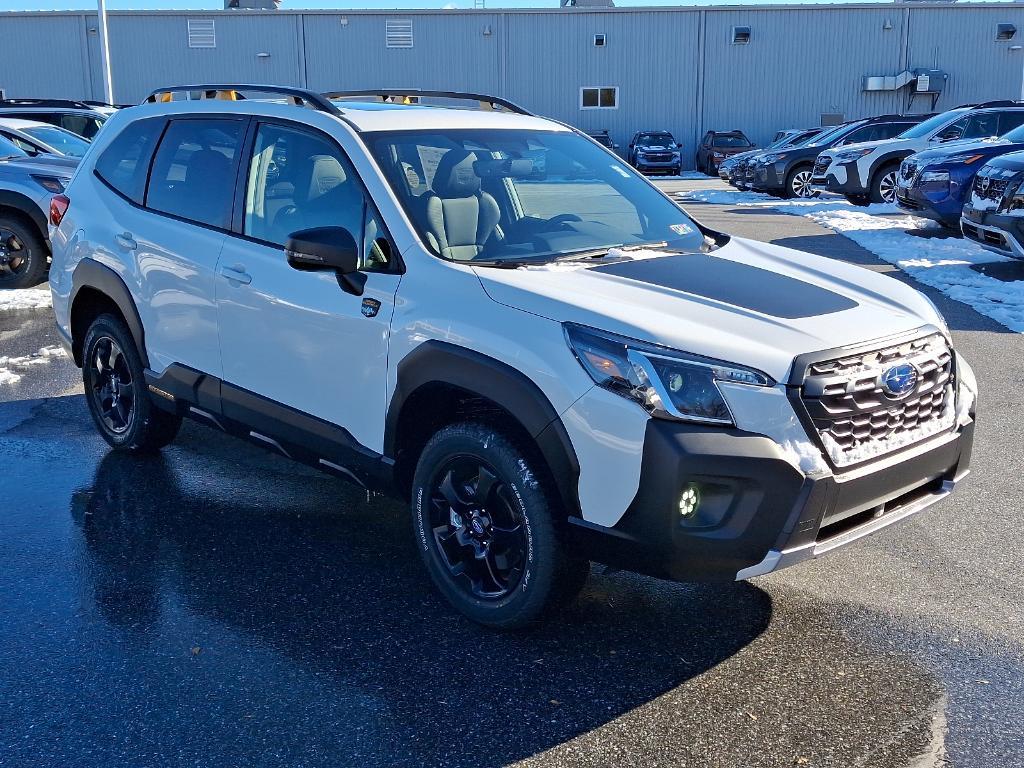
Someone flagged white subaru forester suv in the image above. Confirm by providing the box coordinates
[49,86,977,629]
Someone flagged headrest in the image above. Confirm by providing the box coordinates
[307,154,346,200]
[187,149,230,177]
[432,149,481,198]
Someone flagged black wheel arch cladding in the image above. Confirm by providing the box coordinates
[385,340,582,517]
[0,190,48,242]
[70,259,149,369]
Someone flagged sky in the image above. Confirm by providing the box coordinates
[0,0,1018,11]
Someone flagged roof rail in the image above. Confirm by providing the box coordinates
[323,89,532,116]
[0,98,95,110]
[143,84,342,115]
[972,99,1024,109]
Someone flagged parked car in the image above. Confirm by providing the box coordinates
[750,114,928,199]
[0,118,91,158]
[0,133,77,288]
[895,120,1024,229]
[813,102,1024,204]
[627,131,681,175]
[722,128,823,188]
[696,130,754,175]
[960,151,1024,259]
[585,129,619,154]
[50,85,976,629]
[0,98,108,140]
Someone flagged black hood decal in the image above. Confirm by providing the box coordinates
[590,255,858,320]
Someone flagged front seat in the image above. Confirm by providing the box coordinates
[177,149,232,224]
[273,154,355,241]
[423,150,500,261]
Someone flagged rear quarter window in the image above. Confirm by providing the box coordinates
[94,117,165,205]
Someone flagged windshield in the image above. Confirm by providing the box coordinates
[897,110,965,140]
[22,125,89,157]
[637,133,675,147]
[712,135,750,148]
[368,129,706,265]
[804,123,857,148]
[0,134,27,159]
[1001,123,1024,142]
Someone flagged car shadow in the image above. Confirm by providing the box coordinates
[70,447,773,767]
[968,259,1024,283]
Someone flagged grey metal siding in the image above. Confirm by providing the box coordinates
[1,5,1023,168]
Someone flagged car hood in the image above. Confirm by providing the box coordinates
[985,149,1024,173]
[911,137,1016,165]
[473,239,942,383]
[0,153,79,175]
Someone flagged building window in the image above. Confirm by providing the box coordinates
[581,87,617,110]
[187,19,216,48]
[386,19,413,48]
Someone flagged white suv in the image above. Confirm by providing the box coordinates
[49,86,978,629]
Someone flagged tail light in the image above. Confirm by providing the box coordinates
[50,194,70,227]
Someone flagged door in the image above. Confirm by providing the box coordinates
[215,121,402,454]
[99,116,245,377]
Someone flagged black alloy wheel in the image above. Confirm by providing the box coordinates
[428,456,528,600]
[88,336,136,435]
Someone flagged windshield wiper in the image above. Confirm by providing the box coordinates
[552,241,671,262]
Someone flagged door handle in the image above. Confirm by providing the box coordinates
[114,232,137,251]
[219,264,252,285]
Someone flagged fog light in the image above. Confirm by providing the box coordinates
[678,483,701,518]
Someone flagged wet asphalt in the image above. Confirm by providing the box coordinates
[1,179,1023,767]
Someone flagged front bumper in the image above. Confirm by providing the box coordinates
[812,162,866,196]
[961,205,1024,260]
[635,157,681,174]
[568,416,975,582]
[895,183,963,228]
[750,163,786,192]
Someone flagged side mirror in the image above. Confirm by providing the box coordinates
[285,226,366,296]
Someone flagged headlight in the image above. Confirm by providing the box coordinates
[759,153,785,164]
[30,175,66,193]
[671,151,680,159]
[832,148,874,164]
[712,151,725,159]
[1001,179,1024,212]
[563,323,771,425]
[920,170,950,183]
[946,153,985,165]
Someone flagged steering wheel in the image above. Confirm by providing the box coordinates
[543,213,583,230]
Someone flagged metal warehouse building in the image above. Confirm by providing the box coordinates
[2,2,1024,166]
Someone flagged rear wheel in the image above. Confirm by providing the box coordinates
[785,166,817,199]
[870,163,900,204]
[83,314,182,452]
[411,422,587,629]
[0,215,47,289]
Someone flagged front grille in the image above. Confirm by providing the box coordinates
[813,156,831,177]
[962,221,1010,252]
[800,333,955,467]
[972,173,1010,203]
[644,152,672,163]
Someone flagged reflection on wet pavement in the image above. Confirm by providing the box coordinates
[0,396,1014,767]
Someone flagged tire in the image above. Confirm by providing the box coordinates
[784,166,817,199]
[411,421,587,629]
[0,214,48,289]
[82,313,182,452]
[870,163,900,204]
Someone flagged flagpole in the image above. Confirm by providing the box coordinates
[96,0,114,104]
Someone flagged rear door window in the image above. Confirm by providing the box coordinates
[998,111,1024,136]
[145,118,244,229]
[962,113,1001,140]
[94,117,164,204]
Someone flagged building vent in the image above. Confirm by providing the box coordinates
[731,26,751,45]
[386,19,414,49]
[594,33,606,47]
[997,23,1017,42]
[820,113,845,127]
[187,19,216,49]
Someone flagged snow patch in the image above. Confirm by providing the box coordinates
[0,344,68,386]
[0,287,52,312]
[678,188,1024,333]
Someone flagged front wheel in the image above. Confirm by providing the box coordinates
[411,422,587,629]
[83,314,182,452]
[0,215,48,289]
[870,163,900,204]
[785,166,817,199]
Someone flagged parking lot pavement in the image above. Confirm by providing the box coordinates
[2,180,1023,767]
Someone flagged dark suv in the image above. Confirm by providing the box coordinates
[961,151,1024,259]
[748,114,927,199]
[627,131,681,175]
[0,99,108,140]
[696,130,754,175]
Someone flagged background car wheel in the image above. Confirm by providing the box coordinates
[83,314,182,452]
[785,167,817,199]
[411,422,586,629]
[0,215,47,289]
[870,163,900,204]
[847,194,870,207]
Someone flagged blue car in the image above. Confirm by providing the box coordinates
[895,122,1024,229]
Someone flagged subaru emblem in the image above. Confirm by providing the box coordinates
[881,363,919,398]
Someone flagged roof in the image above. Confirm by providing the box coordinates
[333,100,566,133]
[0,117,50,130]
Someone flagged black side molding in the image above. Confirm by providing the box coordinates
[70,259,149,368]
